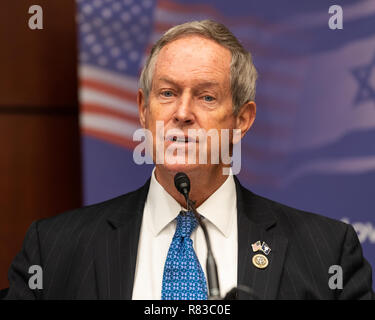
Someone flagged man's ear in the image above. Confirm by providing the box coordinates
[233,101,256,144]
[137,89,147,128]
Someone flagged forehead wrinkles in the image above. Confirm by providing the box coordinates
[153,36,231,89]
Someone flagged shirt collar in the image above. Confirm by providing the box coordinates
[146,167,236,238]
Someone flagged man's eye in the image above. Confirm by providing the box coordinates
[161,91,174,97]
[203,95,215,102]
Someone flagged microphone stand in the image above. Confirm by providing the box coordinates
[185,197,221,300]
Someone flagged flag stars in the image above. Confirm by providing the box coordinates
[93,0,103,8]
[93,17,103,27]
[78,0,153,76]
[116,60,127,70]
[81,23,91,33]
[97,56,108,66]
[121,12,131,23]
[82,4,93,15]
[142,0,153,9]
[110,47,121,57]
[91,44,103,55]
[85,34,96,45]
[101,8,113,19]
[131,5,141,15]
[112,2,122,11]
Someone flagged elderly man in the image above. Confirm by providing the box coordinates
[5,20,374,300]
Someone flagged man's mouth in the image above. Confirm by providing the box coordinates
[165,135,195,143]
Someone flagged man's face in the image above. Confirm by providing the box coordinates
[138,35,244,174]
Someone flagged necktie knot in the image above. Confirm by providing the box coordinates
[175,211,198,239]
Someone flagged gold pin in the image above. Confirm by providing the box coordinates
[252,253,269,269]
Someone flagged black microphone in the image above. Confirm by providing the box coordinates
[174,172,190,200]
[174,172,221,299]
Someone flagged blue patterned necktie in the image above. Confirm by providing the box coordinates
[161,211,208,300]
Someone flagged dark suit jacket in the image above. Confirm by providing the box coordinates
[5,177,374,299]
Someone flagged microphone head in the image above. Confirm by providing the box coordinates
[174,172,190,197]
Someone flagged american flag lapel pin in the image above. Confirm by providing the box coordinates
[251,240,262,252]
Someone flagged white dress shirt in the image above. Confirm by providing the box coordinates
[132,168,238,299]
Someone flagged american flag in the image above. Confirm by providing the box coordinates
[77,0,155,150]
[251,241,262,252]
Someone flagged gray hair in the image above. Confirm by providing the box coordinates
[139,19,258,114]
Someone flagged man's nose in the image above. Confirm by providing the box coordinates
[173,94,195,126]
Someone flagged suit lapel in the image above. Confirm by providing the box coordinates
[235,177,288,300]
[93,179,150,299]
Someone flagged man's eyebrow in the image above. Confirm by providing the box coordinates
[156,77,221,89]
[156,77,178,86]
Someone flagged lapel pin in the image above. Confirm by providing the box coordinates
[261,242,271,255]
[251,240,262,252]
[251,241,271,255]
[252,253,269,269]
[251,241,271,269]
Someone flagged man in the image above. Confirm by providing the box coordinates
[5,20,374,300]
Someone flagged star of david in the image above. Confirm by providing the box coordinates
[351,52,375,106]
